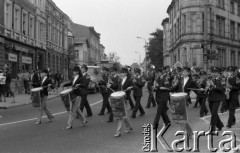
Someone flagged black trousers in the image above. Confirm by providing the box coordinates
[209,101,223,131]
[153,98,170,129]
[194,95,200,107]
[126,92,134,109]
[99,94,112,114]
[132,96,145,116]
[199,96,208,116]
[220,99,228,112]
[146,88,156,107]
[227,99,237,127]
[80,94,92,115]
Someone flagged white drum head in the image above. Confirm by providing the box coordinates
[111,91,126,98]
[31,87,43,92]
[171,92,187,98]
[60,89,73,95]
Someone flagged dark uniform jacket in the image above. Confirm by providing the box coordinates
[155,74,173,101]
[117,75,133,92]
[207,77,225,102]
[40,77,53,97]
[64,75,83,97]
[147,71,155,90]
[80,73,91,95]
[132,76,145,97]
[31,72,41,88]
[228,76,240,101]
[99,73,108,95]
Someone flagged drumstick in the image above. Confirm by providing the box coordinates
[107,87,115,92]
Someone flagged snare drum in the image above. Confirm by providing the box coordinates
[169,92,188,121]
[110,91,127,118]
[60,88,75,111]
[31,87,43,107]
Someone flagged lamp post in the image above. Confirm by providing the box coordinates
[135,51,141,65]
[137,36,147,72]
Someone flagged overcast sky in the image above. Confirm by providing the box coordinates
[54,0,171,65]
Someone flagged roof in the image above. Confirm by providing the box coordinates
[72,23,101,40]
[167,0,175,13]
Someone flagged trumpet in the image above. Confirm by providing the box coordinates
[205,75,216,93]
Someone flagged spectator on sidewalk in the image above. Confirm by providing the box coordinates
[0,69,6,102]
[23,70,30,94]
[17,70,24,94]
[4,68,15,103]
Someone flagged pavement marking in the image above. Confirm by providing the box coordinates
[0,100,102,127]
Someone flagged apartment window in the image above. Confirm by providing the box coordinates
[4,2,12,29]
[14,7,21,32]
[219,49,226,67]
[238,24,240,40]
[22,12,28,35]
[29,17,34,38]
[230,1,234,14]
[231,51,235,66]
[238,5,240,16]
[230,21,235,40]
[190,13,197,33]
[216,16,225,37]
[183,14,187,34]
[217,0,225,9]
[75,50,79,58]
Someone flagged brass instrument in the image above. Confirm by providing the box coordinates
[205,75,217,93]
[225,76,231,100]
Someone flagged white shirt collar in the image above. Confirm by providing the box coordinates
[42,76,47,83]
[183,77,189,87]
[73,75,79,84]
[122,76,127,85]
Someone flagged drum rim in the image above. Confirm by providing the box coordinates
[171,92,187,97]
[111,91,126,97]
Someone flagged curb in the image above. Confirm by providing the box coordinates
[0,95,60,110]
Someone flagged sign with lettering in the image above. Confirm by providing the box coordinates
[22,56,32,64]
[14,46,29,53]
[8,53,17,62]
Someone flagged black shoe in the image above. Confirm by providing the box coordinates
[98,113,104,116]
[140,113,145,116]
[107,120,113,123]
[86,114,92,117]
[200,114,204,118]
[205,111,208,115]
[152,105,156,107]
[131,115,136,118]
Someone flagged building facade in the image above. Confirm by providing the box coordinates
[0,0,46,78]
[164,0,240,70]
[72,23,101,66]
[45,0,71,75]
[162,18,171,66]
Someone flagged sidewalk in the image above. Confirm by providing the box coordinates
[0,90,60,109]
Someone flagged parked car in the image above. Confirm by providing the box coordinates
[87,66,101,93]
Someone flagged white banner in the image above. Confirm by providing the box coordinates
[8,53,17,62]
[22,56,32,64]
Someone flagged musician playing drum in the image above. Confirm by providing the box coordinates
[107,66,133,137]
[61,66,87,130]
[35,69,54,125]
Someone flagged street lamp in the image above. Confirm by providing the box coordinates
[137,36,148,72]
[134,51,141,65]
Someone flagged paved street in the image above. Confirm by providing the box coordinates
[0,88,239,153]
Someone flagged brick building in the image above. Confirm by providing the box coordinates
[163,0,240,70]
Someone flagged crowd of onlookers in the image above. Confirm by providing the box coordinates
[0,65,64,103]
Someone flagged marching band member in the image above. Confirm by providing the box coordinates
[207,67,224,132]
[62,66,87,129]
[35,69,54,125]
[196,71,208,117]
[153,68,171,129]
[109,66,133,137]
[226,66,239,128]
[146,65,157,108]
[106,67,119,123]
[220,67,228,113]
[131,68,146,118]
[80,64,93,117]
[98,67,111,115]
[125,66,135,110]
[174,67,196,137]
